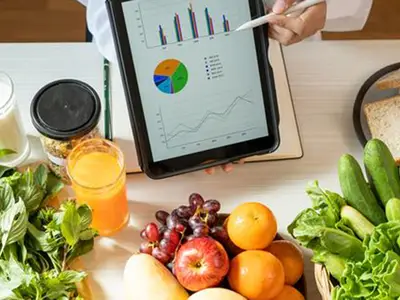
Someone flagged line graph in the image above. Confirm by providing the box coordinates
[156,91,259,149]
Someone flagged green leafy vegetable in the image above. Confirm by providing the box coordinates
[0,149,16,179]
[45,172,64,203]
[0,172,21,189]
[61,201,82,247]
[0,200,28,255]
[288,181,372,281]
[0,164,97,299]
[14,168,46,213]
[0,165,14,180]
[332,221,400,299]
[0,183,14,211]
[321,228,364,262]
[312,247,347,281]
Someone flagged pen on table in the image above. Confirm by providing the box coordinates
[103,58,113,141]
[235,0,326,31]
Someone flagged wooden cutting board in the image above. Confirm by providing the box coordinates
[322,0,400,40]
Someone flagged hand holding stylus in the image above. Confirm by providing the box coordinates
[268,0,327,46]
[236,0,327,46]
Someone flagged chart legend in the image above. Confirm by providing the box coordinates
[153,59,189,94]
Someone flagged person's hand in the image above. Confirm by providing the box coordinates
[268,0,327,46]
[205,159,245,175]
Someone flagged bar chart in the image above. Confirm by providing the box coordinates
[135,0,243,48]
[158,5,231,45]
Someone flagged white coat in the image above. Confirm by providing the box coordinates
[76,0,373,63]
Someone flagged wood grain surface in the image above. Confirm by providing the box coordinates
[0,0,86,42]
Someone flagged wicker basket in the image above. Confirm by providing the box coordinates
[314,264,334,300]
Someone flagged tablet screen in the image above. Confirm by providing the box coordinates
[122,0,269,162]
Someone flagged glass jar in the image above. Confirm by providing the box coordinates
[0,72,30,167]
[67,138,129,237]
[31,79,102,183]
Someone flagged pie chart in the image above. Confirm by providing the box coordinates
[153,59,188,94]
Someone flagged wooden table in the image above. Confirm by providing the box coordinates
[27,40,400,300]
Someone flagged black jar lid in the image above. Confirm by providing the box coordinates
[31,79,101,141]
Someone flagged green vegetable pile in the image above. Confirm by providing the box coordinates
[288,138,400,299]
[0,152,98,299]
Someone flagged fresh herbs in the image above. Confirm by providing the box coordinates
[0,164,97,299]
[0,148,16,178]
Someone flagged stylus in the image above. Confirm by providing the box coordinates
[235,0,326,31]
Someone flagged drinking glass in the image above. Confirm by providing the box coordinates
[0,72,30,167]
[67,138,129,236]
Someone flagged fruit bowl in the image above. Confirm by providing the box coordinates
[136,196,308,300]
[217,213,307,298]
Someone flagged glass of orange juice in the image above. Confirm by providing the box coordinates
[67,138,129,236]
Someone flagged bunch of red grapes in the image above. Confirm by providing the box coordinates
[139,193,229,265]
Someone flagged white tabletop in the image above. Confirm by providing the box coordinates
[27,40,400,300]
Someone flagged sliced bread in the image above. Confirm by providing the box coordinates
[376,69,400,90]
[364,95,400,164]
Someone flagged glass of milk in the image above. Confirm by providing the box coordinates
[0,72,30,167]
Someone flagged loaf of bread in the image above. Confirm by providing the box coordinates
[376,69,400,90]
[364,95,400,164]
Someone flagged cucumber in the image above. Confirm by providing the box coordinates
[338,154,386,225]
[364,138,400,207]
[386,198,400,221]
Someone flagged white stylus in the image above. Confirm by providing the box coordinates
[235,0,326,31]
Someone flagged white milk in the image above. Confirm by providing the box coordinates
[0,74,30,167]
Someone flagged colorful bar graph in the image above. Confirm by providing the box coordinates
[205,8,215,36]
[159,25,167,45]
[223,15,230,32]
[157,6,230,45]
[188,4,199,39]
[174,13,184,42]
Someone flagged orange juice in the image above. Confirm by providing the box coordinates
[67,139,129,236]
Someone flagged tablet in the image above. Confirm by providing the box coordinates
[106,0,280,179]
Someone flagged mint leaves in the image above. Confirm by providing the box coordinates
[0,164,98,299]
[61,202,82,247]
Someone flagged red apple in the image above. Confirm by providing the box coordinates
[174,237,229,292]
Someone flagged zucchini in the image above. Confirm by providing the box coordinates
[340,205,374,240]
[338,154,386,225]
[364,138,400,207]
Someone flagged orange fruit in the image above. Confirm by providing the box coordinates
[266,240,304,285]
[222,216,244,257]
[227,202,277,250]
[270,285,304,300]
[228,250,285,300]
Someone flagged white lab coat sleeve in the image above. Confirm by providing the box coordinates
[78,0,118,63]
[324,0,373,32]
[79,0,373,63]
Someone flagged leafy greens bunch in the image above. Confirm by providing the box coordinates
[0,162,98,300]
[288,139,400,300]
